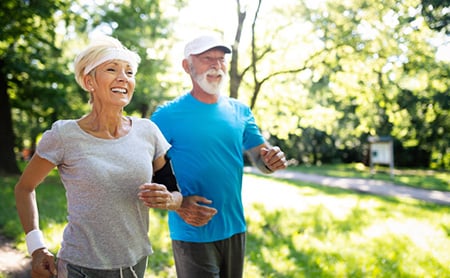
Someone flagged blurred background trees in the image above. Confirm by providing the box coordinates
[1,0,448,174]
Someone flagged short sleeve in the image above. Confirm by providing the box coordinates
[148,120,171,161]
[242,106,265,151]
[36,121,65,165]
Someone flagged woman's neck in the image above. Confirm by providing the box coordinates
[77,111,131,139]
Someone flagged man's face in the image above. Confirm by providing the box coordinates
[190,49,228,95]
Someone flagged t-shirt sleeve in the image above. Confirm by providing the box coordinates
[149,120,171,161]
[150,106,170,141]
[243,106,265,150]
[36,121,64,165]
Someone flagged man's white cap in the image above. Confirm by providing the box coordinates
[184,35,231,59]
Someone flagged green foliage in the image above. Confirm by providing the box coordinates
[1,0,87,157]
[271,128,338,165]
[250,0,449,169]
[146,209,177,277]
[421,0,450,33]
[0,175,23,238]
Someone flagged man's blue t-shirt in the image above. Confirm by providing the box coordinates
[151,93,265,242]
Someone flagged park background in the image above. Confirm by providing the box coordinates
[0,0,449,277]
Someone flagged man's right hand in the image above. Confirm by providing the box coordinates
[176,196,218,227]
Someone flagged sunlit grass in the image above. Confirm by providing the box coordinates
[1,167,449,277]
[243,175,450,278]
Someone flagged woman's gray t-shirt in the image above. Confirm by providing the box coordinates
[36,117,170,269]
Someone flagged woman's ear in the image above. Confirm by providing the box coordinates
[84,75,94,91]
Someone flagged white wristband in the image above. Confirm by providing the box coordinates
[25,229,46,255]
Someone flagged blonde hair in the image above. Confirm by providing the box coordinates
[74,36,141,92]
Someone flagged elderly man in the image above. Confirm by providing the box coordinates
[151,34,288,278]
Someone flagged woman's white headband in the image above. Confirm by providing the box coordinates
[84,48,140,75]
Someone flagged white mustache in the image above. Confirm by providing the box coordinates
[206,69,225,77]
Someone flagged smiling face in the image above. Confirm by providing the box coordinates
[186,48,228,96]
[86,59,136,108]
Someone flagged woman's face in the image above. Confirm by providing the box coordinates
[90,59,136,108]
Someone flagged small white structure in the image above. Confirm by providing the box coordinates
[368,136,394,178]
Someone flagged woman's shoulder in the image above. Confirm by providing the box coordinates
[129,117,165,142]
[39,120,78,145]
[130,116,159,130]
[48,119,78,132]
[130,116,152,124]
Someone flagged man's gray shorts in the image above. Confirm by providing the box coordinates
[172,232,246,278]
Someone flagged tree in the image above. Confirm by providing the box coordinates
[285,0,450,167]
[227,0,449,167]
[229,0,247,99]
[230,0,309,109]
[0,0,77,174]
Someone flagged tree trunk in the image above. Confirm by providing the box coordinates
[229,0,246,99]
[0,59,21,175]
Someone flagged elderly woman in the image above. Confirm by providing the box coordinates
[15,36,182,278]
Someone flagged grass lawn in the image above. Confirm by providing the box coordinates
[1,164,449,277]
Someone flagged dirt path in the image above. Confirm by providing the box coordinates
[0,235,31,278]
[244,167,450,205]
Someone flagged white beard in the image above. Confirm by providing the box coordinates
[193,68,227,95]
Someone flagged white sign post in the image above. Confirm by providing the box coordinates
[368,136,394,178]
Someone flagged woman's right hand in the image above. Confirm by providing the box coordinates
[31,248,57,278]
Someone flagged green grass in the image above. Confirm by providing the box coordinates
[242,174,449,278]
[1,164,449,277]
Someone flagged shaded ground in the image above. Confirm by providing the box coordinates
[0,234,30,278]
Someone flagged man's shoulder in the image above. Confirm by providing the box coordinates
[154,93,190,115]
[151,94,191,124]
[220,96,252,114]
[221,95,248,107]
